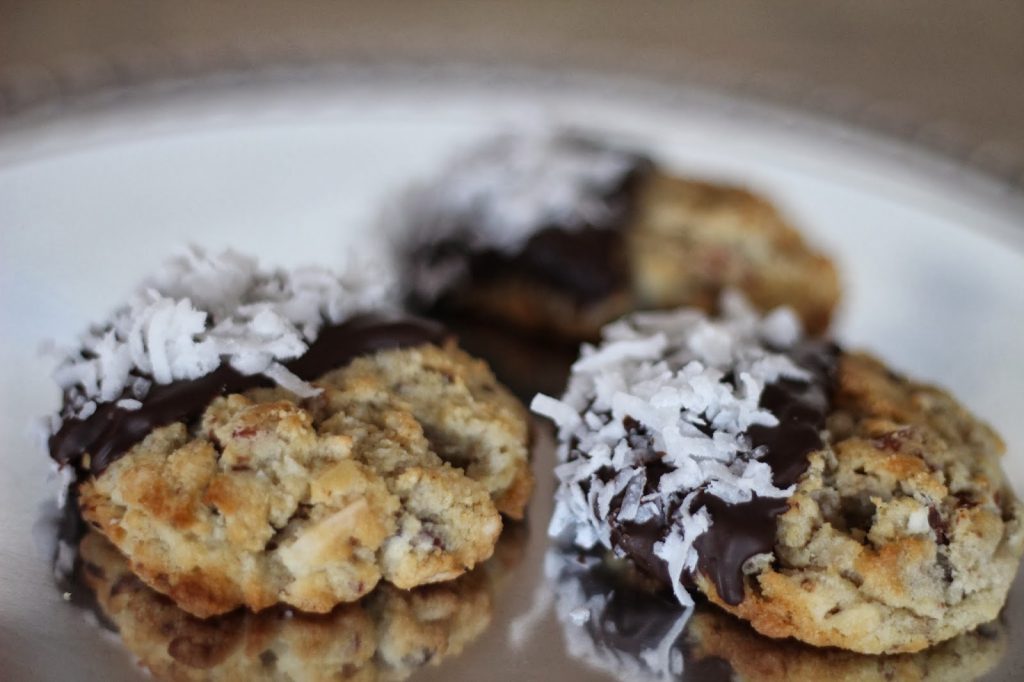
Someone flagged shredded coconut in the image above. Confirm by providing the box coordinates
[399,131,642,302]
[42,246,396,443]
[533,292,812,605]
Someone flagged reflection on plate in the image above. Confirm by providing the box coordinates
[546,547,1007,682]
[687,607,1005,682]
[68,523,526,682]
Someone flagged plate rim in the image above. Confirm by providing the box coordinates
[1,58,1023,199]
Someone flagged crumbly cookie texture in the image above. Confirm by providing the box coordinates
[404,133,840,342]
[316,340,533,520]
[627,171,839,337]
[698,352,1024,654]
[687,606,1005,682]
[79,531,492,682]
[79,342,530,618]
[433,169,841,340]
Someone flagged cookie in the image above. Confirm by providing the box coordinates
[699,351,1023,654]
[533,295,1023,654]
[44,249,531,618]
[401,133,839,341]
[78,530,492,681]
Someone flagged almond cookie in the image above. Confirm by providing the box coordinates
[533,295,1022,654]
[699,351,1023,654]
[44,249,530,618]
[78,530,492,682]
[401,133,839,341]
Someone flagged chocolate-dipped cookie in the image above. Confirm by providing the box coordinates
[43,249,531,618]
[400,133,839,341]
[533,294,1023,654]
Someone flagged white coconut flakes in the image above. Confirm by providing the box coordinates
[400,131,643,303]
[532,292,811,607]
[43,246,396,434]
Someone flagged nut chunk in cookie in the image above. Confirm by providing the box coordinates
[399,132,838,341]
[533,293,1023,654]
[42,248,530,618]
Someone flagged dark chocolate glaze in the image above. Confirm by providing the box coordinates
[608,342,839,606]
[411,153,651,307]
[49,314,448,477]
[467,226,629,304]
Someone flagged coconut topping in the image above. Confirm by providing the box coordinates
[531,293,823,607]
[43,247,395,435]
[409,132,641,252]
[400,132,644,303]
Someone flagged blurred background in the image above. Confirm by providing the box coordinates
[2,0,1023,178]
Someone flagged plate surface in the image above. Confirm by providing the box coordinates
[1,67,1023,681]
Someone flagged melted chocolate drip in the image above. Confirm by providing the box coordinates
[49,314,448,476]
[609,342,839,606]
[412,154,651,307]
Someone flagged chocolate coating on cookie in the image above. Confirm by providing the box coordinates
[702,351,1024,654]
[610,343,837,605]
[413,162,648,305]
[403,133,650,307]
[536,296,838,608]
[50,314,448,476]
[400,133,840,342]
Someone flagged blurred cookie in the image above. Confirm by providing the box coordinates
[401,133,839,341]
[535,295,1022,654]
[45,249,530,618]
[79,531,492,682]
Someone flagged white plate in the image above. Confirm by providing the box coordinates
[1,66,1022,681]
